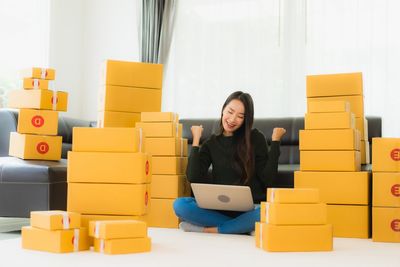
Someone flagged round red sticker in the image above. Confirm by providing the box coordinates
[145,161,150,175]
[31,115,45,128]
[391,219,400,232]
[71,236,75,244]
[391,184,400,197]
[36,142,49,154]
[145,191,149,206]
[390,148,400,161]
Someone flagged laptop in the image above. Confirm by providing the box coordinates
[191,183,254,212]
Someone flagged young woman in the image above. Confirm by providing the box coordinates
[173,91,286,234]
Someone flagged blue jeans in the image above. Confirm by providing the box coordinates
[173,197,260,234]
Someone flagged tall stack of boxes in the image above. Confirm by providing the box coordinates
[372,138,400,242]
[255,188,332,252]
[8,68,68,160]
[295,72,370,238]
[136,112,189,228]
[98,60,163,128]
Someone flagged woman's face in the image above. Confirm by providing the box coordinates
[222,99,245,136]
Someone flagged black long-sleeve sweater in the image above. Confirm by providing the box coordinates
[186,128,281,204]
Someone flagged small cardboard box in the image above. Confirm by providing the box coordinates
[140,112,179,123]
[147,198,179,229]
[306,72,363,97]
[151,175,191,198]
[307,100,350,113]
[8,89,68,111]
[98,110,141,128]
[145,137,188,156]
[17,109,58,135]
[299,129,361,151]
[307,95,364,118]
[30,210,81,230]
[89,220,147,239]
[266,188,320,203]
[136,122,182,138]
[305,112,355,130]
[20,67,56,80]
[94,237,151,254]
[300,150,361,172]
[372,138,400,172]
[373,172,400,207]
[23,78,50,90]
[152,156,187,175]
[327,204,370,238]
[372,207,400,243]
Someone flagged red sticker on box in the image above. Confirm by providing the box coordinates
[391,148,400,161]
[31,115,45,128]
[145,191,149,206]
[145,160,149,175]
[391,219,400,232]
[36,142,49,154]
[51,96,58,104]
[391,184,400,197]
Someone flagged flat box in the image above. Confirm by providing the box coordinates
[327,204,370,238]
[20,67,56,80]
[9,132,62,160]
[102,59,162,89]
[361,140,370,164]
[67,152,151,184]
[260,202,327,225]
[30,210,80,230]
[147,198,179,228]
[372,138,400,172]
[255,222,333,252]
[305,112,355,130]
[141,112,179,122]
[356,117,368,141]
[300,150,361,172]
[307,100,350,113]
[94,237,151,254]
[152,156,187,175]
[373,172,400,207]
[89,220,147,239]
[151,175,191,198]
[99,85,161,113]
[8,89,68,111]
[136,122,182,138]
[72,127,144,153]
[21,226,89,253]
[372,207,400,243]
[307,95,364,118]
[98,110,141,128]
[17,109,58,135]
[266,188,320,203]
[145,137,188,156]
[306,72,363,97]
[294,171,370,205]
[299,129,361,151]
[67,183,150,216]
[23,78,50,90]
[81,214,147,228]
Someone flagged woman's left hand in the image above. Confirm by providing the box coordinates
[272,127,286,141]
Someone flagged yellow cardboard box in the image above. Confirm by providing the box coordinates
[327,204,370,238]
[306,72,363,97]
[81,214,147,228]
[17,109,58,135]
[372,207,400,242]
[305,112,355,130]
[373,172,400,207]
[356,117,368,141]
[255,222,333,252]
[72,127,144,153]
[372,138,400,172]
[102,59,162,89]
[67,152,151,184]
[89,220,147,239]
[97,110,141,128]
[99,85,161,113]
[361,140,370,164]
[151,175,191,198]
[145,137,188,156]
[260,202,327,225]
[30,211,81,230]
[266,188,320,203]
[9,132,62,160]
[307,95,364,118]
[299,129,361,151]
[20,67,56,80]
[152,156,187,175]
[136,122,182,138]
[141,112,179,123]
[22,226,89,253]
[147,198,179,228]
[294,171,370,205]
[8,89,68,111]
[94,237,151,254]
[23,78,50,90]
[307,100,350,113]
[67,183,150,216]
[300,150,361,171]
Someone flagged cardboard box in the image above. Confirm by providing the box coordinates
[9,132,62,160]
[294,171,370,205]
[300,150,361,171]
[306,72,363,97]
[372,207,400,242]
[72,127,144,153]
[356,117,368,141]
[8,89,68,111]
[147,198,179,228]
[255,222,333,252]
[67,183,150,216]
[141,112,179,123]
[260,202,327,225]
[145,137,188,156]
[307,100,350,113]
[361,140,370,164]
[373,172,400,207]
[299,129,361,151]
[81,214,147,228]
[102,59,162,89]
[20,67,56,80]
[22,226,89,253]
[372,138,400,172]
[136,122,182,138]
[67,152,151,184]
[94,237,151,254]
[30,211,81,230]
[17,109,58,135]
[99,85,161,113]
[307,95,364,118]
[304,112,355,130]
[152,156,187,175]
[266,188,320,203]
[98,110,141,128]
[89,220,147,239]
[151,175,191,198]
[327,204,370,238]
[23,78,50,90]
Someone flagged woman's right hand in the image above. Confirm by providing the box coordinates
[191,125,203,147]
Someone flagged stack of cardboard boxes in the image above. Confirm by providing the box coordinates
[255,188,332,252]
[8,67,68,160]
[372,138,400,242]
[295,72,370,238]
[136,112,189,228]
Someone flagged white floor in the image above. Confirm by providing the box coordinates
[0,228,399,267]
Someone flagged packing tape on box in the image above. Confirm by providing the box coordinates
[265,202,270,224]
[73,229,79,252]
[139,128,143,153]
[52,90,57,110]
[33,79,39,89]
[176,124,179,136]
[100,239,105,253]
[180,138,184,157]
[270,188,275,202]
[174,113,178,122]
[62,212,70,229]
[259,223,263,249]
[41,68,46,79]
[94,221,101,238]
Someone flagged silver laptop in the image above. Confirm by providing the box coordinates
[191,183,254,212]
